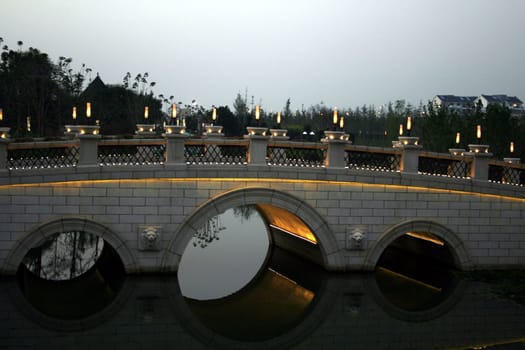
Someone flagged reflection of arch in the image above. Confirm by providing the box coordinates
[363,220,472,271]
[161,187,344,271]
[2,217,137,275]
[6,275,134,331]
[364,272,467,322]
[162,271,335,349]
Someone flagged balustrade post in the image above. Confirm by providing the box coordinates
[77,126,101,167]
[244,127,269,165]
[465,144,492,181]
[322,131,349,168]
[164,126,189,165]
[394,136,422,174]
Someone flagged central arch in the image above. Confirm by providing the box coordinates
[363,220,472,271]
[161,187,345,271]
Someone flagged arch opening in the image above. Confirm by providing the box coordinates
[372,222,466,313]
[164,187,343,274]
[15,221,127,320]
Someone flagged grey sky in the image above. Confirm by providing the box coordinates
[2,0,524,112]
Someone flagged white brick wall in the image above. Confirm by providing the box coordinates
[0,165,524,273]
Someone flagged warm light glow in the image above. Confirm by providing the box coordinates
[455,132,460,145]
[257,203,317,243]
[171,104,177,119]
[0,108,3,121]
[86,102,91,118]
[510,141,515,154]
[476,124,481,140]
[212,107,217,121]
[377,267,442,292]
[3,178,525,205]
[406,116,412,131]
[332,108,338,125]
[277,111,281,125]
[406,231,445,246]
[339,116,344,129]
[144,106,149,119]
[255,105,260,120]
[72,107,77,120]
[26,116,31,132]
[399,123,403,136]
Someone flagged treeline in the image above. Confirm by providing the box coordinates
[0,39,522,159]
[0,39,163,137]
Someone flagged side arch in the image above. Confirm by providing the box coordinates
[161,187,345,272]
[2,216,137,275]
[363,220,472,271]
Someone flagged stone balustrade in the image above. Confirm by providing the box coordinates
[0,129,523,186]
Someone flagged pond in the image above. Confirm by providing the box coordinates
[3,205,525,349]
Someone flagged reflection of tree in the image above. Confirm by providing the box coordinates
[193,216,225,248]
[233,205,257,222]
[22,231,103,280]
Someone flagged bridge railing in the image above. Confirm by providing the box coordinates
[267,141,326,167]
[345,145,401,172]
[185,139,248,165]
[418,151,472,179]
[98,138,165,166]
[6,140,79,170]
[488,160,525,186]
[1,135,523,187]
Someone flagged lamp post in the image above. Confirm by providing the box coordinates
[393,115,422,173]
[203,106,224,138]
[0,108,10,140]
[270,111,288,140]
[163,101,188,165]
[449,131,465,156]
[136,105,156,137]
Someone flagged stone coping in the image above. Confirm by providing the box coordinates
[1,163,523,200]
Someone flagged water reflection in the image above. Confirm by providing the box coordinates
[178,205,270,300]
[185,247,324,342]
[23,231,104,280]
[7,255,525,349]
[17,232,125,321]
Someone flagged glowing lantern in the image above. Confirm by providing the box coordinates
[144,106,149,119]
[171,104,177,119]
[455,132,460,145]
[255,105,260,120]
[72,107,77,120]
[476,125,481,140]
[86,102,92,118]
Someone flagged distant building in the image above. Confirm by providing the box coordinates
[432,94,524,116]
[81,74,107,99]
[432,95,476,113]
[474,94,524,116]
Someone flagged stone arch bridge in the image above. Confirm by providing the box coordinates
[0,133,524,274]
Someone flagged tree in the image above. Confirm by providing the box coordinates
[233,92,248,128]
[0,45,60,136]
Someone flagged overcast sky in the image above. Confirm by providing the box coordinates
[2,0,525,112]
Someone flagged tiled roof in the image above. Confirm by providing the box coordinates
[435,95,476,103]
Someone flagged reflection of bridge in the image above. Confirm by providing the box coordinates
[2,261,525,349]
[0,134,524,273]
